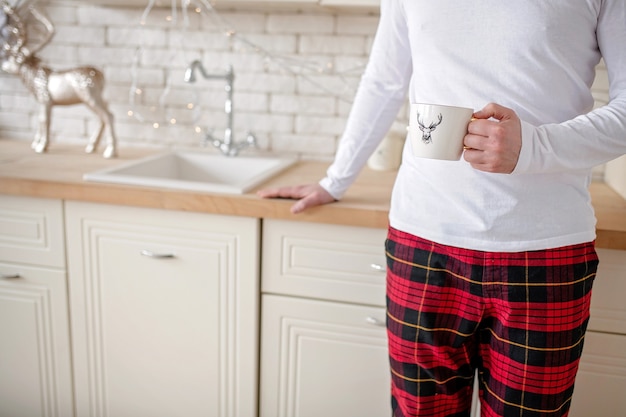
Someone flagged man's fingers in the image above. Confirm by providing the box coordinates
[291,194,316,214]
[256,185,304,199]
[463,102,522,174]
[257,183,337,214]
[473,102,516,121]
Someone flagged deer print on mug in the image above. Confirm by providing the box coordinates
[409,103,473,160]
[416,112,443,144]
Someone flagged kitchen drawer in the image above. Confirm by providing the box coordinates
[569,331,626,417]
[0,195,65,268]
[588,248,626,335]
[262,219,387,306]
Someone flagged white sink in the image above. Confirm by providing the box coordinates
[84,150,297,194]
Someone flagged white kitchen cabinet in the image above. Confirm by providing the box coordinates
[569,248,626,416]
[262,219,387,307]
[0,195,73,417]
[260,219,390,417]
[586,248,626,335]
[262,220,626,417]
[260,294,390,417]
[65,201,260,417]
[570,331,626,416]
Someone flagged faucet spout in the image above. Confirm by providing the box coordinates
[185,60,233,83]
[183,61,199,83]
[184,61,254,156]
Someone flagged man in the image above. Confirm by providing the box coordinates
[259,1,626,416]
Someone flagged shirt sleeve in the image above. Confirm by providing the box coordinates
[319,0,412,199]
[513,0,626,174]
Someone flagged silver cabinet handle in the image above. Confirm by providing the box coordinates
[1,273,22,279]
[370,263,386,272]
[365,316,385,327]
[140,250,175,259]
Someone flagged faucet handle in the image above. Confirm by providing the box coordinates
[245,132,257,147]
[225,132,257,156]
[200,129,218,147]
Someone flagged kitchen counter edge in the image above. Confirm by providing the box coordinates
[1,139,625,250]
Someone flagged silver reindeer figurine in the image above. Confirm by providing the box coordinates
[0,1,117,158]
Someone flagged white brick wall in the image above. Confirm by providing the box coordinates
[0,2,380,159]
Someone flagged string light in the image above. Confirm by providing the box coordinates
[127,0,367,130]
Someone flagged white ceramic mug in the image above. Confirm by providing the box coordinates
[367,133,405,171]
[409,103,474,161]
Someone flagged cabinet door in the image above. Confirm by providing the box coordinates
[260,294,390,417]
[569,331,626,416]
[66,201,259,417]
[0,263,73,417]
[587,248,626,334]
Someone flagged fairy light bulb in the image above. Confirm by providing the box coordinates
[127,0,362,129]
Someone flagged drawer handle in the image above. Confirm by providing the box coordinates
[365,316,385,327]
[140,250,175,259]
[370,263,386,272]
[1,273,22,279]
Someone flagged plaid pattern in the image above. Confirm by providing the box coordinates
[385,227,598,417]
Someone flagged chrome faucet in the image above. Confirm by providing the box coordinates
[184,60,257,156]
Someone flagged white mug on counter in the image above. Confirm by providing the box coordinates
[408,103,474,161]
[367,133,405,171]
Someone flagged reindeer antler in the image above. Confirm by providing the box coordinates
[0,0,54,63]
[24,4,54,56]
[1,1,27,62]
[429,113,443,129]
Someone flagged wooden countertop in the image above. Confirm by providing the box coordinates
[1,139,625,250]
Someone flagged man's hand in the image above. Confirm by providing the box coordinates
[463,103,522,174]
[257,183,336,214]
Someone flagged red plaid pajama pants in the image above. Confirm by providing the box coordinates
[385,227,598,417]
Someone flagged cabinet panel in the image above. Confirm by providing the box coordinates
[569,331,626,416]
[262,219,387,306]
[0,263,73,417]
[66,201,259,417]
[260,294,390,417]
[588,248,626,334]
[0,195,65,268]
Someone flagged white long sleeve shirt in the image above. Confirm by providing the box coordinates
[319,0,626,252]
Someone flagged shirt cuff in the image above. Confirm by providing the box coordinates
[319,176,346,200]
[511,119,536,174]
